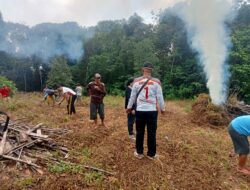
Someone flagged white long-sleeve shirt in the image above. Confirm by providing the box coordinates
[127,76,165,112]
[62,87,76,95]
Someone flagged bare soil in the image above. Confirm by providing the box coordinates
[0,93,249,190]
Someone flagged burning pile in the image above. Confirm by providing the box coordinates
[191,94,250,127]
[191,94,230,126]
[0,114,69,173]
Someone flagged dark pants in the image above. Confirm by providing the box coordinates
[90,103,105,120]
[135,111,158,157]
[127,113,135,135]
[228,125,249,155]
[67,95,77,115]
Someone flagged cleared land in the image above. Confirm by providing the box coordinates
[0,93,249,190]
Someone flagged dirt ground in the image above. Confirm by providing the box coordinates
[0,93,249,190]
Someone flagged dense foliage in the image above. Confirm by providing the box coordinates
[46,56,73,88]
[0,2,249,102]
[0,76,17,93]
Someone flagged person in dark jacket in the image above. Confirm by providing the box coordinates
[125,78,136,140]
[87,73,107,128]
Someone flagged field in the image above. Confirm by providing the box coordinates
[0,93,249,190]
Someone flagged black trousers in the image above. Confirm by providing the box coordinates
[67,95,77,115]
[127,113,135,135]
[135,111,158,157]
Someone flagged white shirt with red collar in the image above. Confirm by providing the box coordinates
[127,76,165,112]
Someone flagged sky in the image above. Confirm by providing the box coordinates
[0,0,179,27]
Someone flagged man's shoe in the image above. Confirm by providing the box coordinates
[134,151,144,159]
[147,154,160,160]
[129,135,136,140]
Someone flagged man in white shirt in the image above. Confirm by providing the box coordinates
[58,86,77,115]
[127,62,165,159]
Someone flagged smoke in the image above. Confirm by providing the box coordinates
[177,0,235,105]
[0,15,94,61]
[0,0,177,26]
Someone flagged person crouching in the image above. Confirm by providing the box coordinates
[58,86,77,115]
[228,115,250,175]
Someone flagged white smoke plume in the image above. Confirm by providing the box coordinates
[180,0,235,105]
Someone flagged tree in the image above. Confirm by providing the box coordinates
[133,39,160,76]
[46,56,73,88]
[229,25,250,103]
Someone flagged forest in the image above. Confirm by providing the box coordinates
[0,1,250,102]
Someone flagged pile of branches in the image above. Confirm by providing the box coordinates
[225,96,250,116]
[0,115,69,173]
[191,94,230,126]
[191,94,250,127]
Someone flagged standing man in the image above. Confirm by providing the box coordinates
[127,62,165,159]
[125,78,136,140]
[228,115,250,175]
[87,73,107,128]
[75,84,83,106]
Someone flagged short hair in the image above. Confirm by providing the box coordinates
[126,78,134,86]
[142,62,154,69]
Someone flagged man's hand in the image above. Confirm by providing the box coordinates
[131,110,136,115]
[94,86,101,90]
[126,108,132,114]
[161,110,165,115]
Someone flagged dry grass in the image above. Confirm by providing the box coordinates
[191,93,231,127]
[0,93,249,190]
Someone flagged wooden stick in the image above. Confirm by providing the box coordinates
[17,147,23,159]
[1,155,40,168]
[15,147,24,168]
[28,123,43,133]
[0,129,8,155]
[8,127,48,139]
[60,161,115,176]
[83,164,115,176]
[6,139,39,155]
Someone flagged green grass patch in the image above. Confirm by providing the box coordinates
[104,96,124,107]
[14,177,35,189]
[48,161,83,174]
[81,147,91,159]
[83,171,104,185]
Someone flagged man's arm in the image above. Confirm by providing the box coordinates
[102,84,107,96]
[156,84,165,112]
[127,84,137,110]
[125,88,129,109]
[86,84,91,96]
[58,94,66,105]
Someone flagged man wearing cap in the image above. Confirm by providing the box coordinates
[87,73,107,128]
[127,62,165,159]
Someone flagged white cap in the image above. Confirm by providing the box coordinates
[94,73,101,78]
